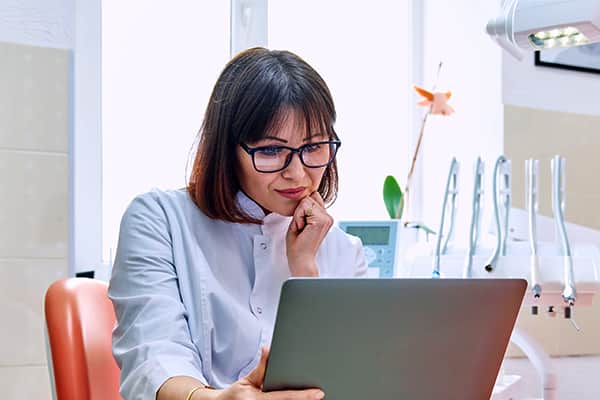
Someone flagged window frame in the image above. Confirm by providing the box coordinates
[71,0,424,275]
[70,0,102,276]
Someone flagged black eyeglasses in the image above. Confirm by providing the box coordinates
[239,140,341,173]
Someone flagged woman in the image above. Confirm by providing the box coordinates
[109,47,367,400]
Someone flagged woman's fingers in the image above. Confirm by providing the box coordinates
[245,347,270,387]
[285,192,332,277]
[289,207,305,233]
[306,193,332,229]
[239,347,325,400]
[290,197,315,233]
[289,193,331,235]
[262,389,325,400]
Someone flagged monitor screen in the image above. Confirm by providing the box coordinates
[346,226,390,245]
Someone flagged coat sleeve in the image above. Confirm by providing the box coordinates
[108,193,208,400]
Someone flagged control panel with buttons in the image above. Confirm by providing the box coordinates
[338,220,400,278]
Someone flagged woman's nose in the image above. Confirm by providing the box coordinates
[281,152,306,179]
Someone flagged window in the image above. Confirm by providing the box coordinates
[101,1,230,262]
[268,1,412,221]
[101,1,412,263]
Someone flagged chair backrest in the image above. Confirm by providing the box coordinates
[45,278,121,400]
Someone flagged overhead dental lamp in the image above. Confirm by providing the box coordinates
[486,0,600,59]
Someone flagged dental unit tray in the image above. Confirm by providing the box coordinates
[404,154,600,310]
[401,242,600,307]
[402,154,600,400]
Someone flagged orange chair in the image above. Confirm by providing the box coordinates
[45,278,122,400]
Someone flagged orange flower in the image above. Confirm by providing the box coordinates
[414,85,455,116]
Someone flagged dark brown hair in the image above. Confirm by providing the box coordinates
[187,47,339,224]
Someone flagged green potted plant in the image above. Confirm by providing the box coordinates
[383,175,434,238]
[384,62,454,238]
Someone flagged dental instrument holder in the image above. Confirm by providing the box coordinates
[551,156,580,330]
[401,155,599,400]
[432,158,459,278]
[526,159,543,312]
[464,158,484,278]
[485,156,511,272]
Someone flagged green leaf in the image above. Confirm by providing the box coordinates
[383,175,404,219]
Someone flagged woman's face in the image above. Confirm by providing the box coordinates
[237,110,328,216]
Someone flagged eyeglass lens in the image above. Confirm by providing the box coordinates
[253,142,336,172]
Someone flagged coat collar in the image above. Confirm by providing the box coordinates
[236,191,292,237]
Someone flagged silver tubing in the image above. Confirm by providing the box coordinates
[432,158,460,279]
[501,161,512,256]
[464,157,484,278]
[485,156,511,272]
[551,156,577,308]
[526,159,542,299]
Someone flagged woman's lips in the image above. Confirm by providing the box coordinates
[275,187,306,200]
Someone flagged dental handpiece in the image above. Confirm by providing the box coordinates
[551,156,579,330]
[501,162,511,257]
[526,159,542,299]
[485,156,511,272]
[464,158,484,278]
[442,179,458,255]
[433,158,459,279]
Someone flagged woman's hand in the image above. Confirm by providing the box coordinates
[215,348,325,400]
[285,192,333,277]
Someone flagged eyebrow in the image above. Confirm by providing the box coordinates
[262,136,287,143]
[262,133,325,143]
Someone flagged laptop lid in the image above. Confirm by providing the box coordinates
[263,278,526,400]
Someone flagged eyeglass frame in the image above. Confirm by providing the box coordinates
[239,140,342,173]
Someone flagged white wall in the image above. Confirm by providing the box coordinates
[0,0,103,276]
[0,0,74,49]
[101,1,230,263]
[419,0,504,246]
[0,1,74,398]
[503,50,600,117]
[268,1,413,223]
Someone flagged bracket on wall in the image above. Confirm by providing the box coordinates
[230,0,268,57]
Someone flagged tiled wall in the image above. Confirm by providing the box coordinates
[504,104,600,357]
[0,41,69,399]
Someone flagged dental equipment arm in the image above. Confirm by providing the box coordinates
[485,156,512,272]
[464,158,484,278]
[433,158,459,278]
[551,156,580,330]
[486,0,600,60]
[526,159,542,300]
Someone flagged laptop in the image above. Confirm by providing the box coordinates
[263,278,526,400]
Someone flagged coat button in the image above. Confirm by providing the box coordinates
[260,243,267,250]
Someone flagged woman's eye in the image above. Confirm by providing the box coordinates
[303,143,322,152]
[258,146,284,156]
